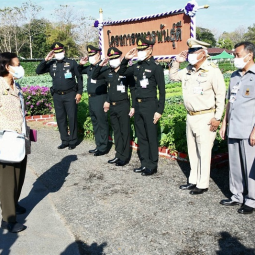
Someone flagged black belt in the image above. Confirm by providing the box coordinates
[56,87,76,95]
[110,98,129,106]
[88,93,107,97]
[136,97,156,103]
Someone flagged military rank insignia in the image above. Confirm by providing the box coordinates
[138,40,142,46]
[88,47,91,52]
[110,49,114,55]
[245,88,250,96]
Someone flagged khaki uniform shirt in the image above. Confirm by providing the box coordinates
[0,77,31,154]
[170,60,226,120]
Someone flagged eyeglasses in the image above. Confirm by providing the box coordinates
[188,47,203,54]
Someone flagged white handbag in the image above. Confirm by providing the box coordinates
[0,86,26,163]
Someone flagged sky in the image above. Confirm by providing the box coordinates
[1,0,254,37]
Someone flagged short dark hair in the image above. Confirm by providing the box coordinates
[234,41,255,59]
[0,52,18,76]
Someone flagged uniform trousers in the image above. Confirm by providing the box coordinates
[0,156,27,223]
[110,100,131,162]
[186,112,216,189]
[135,99,158,170]
[53,91,77,145]
[228,138,255,208]
[89,94,109,152]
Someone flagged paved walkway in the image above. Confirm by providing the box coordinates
[0,165,80,255]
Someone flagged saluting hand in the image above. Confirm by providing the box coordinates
[45,50,54,61]
[103,102,110,112]
[176,50,188,63]
[209,118,220,132]
[153,112,162,124]
[79,56,88,65]
[129,108,135,118]
[100,58,109,66]
[125,48,137,60]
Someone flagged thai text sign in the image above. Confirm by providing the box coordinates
[102,13,191,57]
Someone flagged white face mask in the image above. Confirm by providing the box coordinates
[89,56,97,65]
[9,65,25,79]
[109,58,121,69]
[188,53,201,65]
[234,54,250,70]
[137,51,147,61]
[55,52,65,60]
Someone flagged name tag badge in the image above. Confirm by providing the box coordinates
[193,86,203,95]
[117,85,125,93]
[140,78,149,88]
[64,71,72,79]
[91,79,97,84]
[231,85,239,94]
[145,69,151,73]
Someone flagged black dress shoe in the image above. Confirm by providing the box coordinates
[89,148,98,154]
[134,166,146,173]
[94,151,106,156]
[115,159,128,166]
[141,168,157,176]
[238,205,254,214]
[1,220,26,233]
[57,144,69,149]
[179,183,196,190]
[68,144,76,150]
[189,187,208,195]
[108,157,119,164]
[220,199,240,206]
[16,204,26,215]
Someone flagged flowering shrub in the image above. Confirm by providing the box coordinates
[22,86,54,116]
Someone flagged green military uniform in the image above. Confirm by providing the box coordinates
[92,47,136,166]
[119,37,165,175]
[78,45,109,155]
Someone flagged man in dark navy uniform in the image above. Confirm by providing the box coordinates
[92,47,136,166]
[119,37,165,175]
[78,45,109,156]
[36,42,83,150]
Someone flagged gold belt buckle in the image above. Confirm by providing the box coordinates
[89,94,91,97]
[138,99,142,103]
[112,102,116,105]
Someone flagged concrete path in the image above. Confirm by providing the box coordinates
[0,166,80,255]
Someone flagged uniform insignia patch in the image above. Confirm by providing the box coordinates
[138,40,142,46]
[55,44,59,48]
[110,49,114,55]
[245,88,250,96]
[88,47,91,52]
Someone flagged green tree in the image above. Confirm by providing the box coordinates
[217,38,233,50]
[46,23,79,58]
[196,27,216,47]
[244,23,255,44]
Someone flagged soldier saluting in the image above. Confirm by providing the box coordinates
[36,42,83,150]
[92,47,136,166]
[78,45,109,156]
[118,37,165,176]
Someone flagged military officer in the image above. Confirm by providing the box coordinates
[118,37,165,176]
[36,42,83,150]
[170,38,226,194]
[92,47,136,166]
[219,41,255,214]
[78,45,109,156]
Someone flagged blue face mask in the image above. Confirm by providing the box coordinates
[9,65,25,79]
